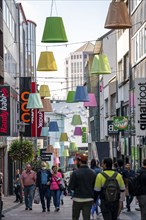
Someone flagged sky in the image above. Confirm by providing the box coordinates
[16,0,111,99]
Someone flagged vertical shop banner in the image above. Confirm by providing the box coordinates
[0,85,10,136]
[113,116,128,130]
[31,82,44,137]
[82,127,87,143]
[20,77,31,137]
[135,78,146,136]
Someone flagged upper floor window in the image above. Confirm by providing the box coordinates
[124,53,129,80]
[131,0,142,12]
[118,60,123,84]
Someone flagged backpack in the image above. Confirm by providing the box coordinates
[128,173,142,196]
[101,172,120,202]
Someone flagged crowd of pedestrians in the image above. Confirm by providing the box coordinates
[2,155,146,220]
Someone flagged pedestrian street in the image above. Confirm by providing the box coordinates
[3,196,141,220]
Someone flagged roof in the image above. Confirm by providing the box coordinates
[75,42,94,52]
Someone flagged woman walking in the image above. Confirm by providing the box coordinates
[50,166,62,211]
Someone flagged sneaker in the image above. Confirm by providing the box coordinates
[29,208,32,211]
[56,207,60,212]
[42,209,46,212]
[47,209,50,212]
[61,199,64,205]
[13,200,19,203]
[25,207,28,210]
[1,214,5,217]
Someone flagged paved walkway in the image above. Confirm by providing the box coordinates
[2,195,141,219]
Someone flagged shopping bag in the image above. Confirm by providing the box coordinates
[34,189,40,204]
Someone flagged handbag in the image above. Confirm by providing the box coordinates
[34,188,40,204]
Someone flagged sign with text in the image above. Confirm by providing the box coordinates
[20,77,31,137]
[135,79,146,136]
[82,127,87,143]
[0,85,10,136]
[107,120,119,135]
[40,148,52,161]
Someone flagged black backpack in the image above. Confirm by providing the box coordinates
[101,172,120,202]
[128,172,142,196]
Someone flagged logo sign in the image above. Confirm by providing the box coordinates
[40,149,52,161]
[135,79,146,136]
[0,85,10,136]
[82,127,87,143]
[20,77,31,137]
[107,120,118,135]
[113,116,128,130]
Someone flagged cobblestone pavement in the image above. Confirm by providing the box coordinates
[2,195,141,220]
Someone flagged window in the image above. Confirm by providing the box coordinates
[131,0,142,12]
[105,98,108,118]
[132,23,146,65]
[110,94,116,116]
[118,60,123,84]
[124,53,129,80]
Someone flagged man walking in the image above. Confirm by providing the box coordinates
[94,157,125,220]
[20,164,36,210]
[36,162,52,212]
[68,154,96,220]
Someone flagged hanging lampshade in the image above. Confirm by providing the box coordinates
[62,149,69,157]
[39,85,51,97]
[68,158,74,165]
[49,121,59,132]
[74,86,89,102]
[26,93,43,109]
[71,114,82,126]
[84,93,97,107]
[40,127,48,136]
[46,145,54,153]
[37,51,57,71]
[39,99,53,112]
[59,132,68,142]
[104,2,132,29]
[66,91,75,103]
[54,157,60,165]
[69,142,78,151]
[74,127,82,136]
[41,17,68,43]
[53,142,60,149]
[91,54,111,74]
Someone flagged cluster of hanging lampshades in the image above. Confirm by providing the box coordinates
[26,0,132,165]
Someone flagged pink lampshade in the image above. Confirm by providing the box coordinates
[83,93,97,107]
[54,157,60,165]
[74,127,82,136]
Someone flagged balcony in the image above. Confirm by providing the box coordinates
[0,8,3,32]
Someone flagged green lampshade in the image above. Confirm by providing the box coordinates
[69,142,78,151]
[71,114,82,126]
[41,17,68,43]
[91,54,111,74]
[59,132,68,142]
[26,93,43,109]
[37,51,57,71]
[40,127,48,136]
[66,91,75,103]
[62,149,69,157]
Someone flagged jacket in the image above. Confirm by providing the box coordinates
[50,172,62,191]
[138,167,146,195]
[36,169,52,188]
[68,165,96,199]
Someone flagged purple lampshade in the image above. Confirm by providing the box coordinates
[74,127,82,136]
[83,93,97,107]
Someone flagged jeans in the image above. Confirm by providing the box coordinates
[39,186,51,210]
[51,190,61,208]
[91,198,99,216]
[137,195,146,220]
[14,185,21,201]
[72,201,93,220]
[100,199,119,220]
[24,185,35,208]
[126,194,133,210]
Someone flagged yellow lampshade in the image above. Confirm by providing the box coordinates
[37,51,57,71]
[62,149,69,157]
[59,133,68,142]
[39,99,53,112]
[39,85,51,97]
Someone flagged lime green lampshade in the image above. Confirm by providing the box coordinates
[62,149,69,157]
[71,114,82,126]
[26,93,43,109]
[37,51,57,71]
[59,132,68,142]
[91,54,111,74]
[66,91,75,103]
[69,142,78,151]
[39,85,51,97]
[41,17,68,43]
